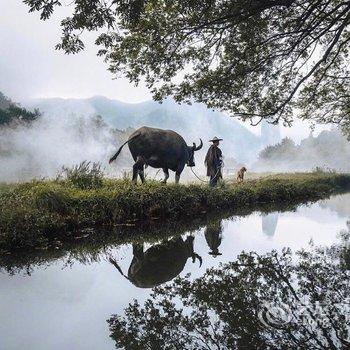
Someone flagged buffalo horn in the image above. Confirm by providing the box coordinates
[192,253,203,267]
[193,139,203,151]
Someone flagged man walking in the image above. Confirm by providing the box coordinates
[205,136,223,187]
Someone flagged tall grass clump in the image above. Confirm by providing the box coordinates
[58,161,104,189]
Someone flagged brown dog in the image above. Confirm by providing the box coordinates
[237,167,247,183]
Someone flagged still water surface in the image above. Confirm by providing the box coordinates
[1,193,350,349]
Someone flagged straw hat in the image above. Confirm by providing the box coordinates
[209,250,222,257]
[209,136,223,142]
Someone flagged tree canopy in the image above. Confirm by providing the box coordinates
[23,1,350,128]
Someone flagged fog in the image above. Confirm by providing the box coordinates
[0,106,346,183]
[0,113,131,182]
[252,127,350,173]
[0,1,151,103]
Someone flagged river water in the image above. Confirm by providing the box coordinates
[1,193,350,349]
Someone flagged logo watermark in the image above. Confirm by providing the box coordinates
[258,301,350,329]
[258,302,292,328]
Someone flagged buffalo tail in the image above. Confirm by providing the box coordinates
[109,132,140,164]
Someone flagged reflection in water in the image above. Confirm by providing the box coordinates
[319,192,350,218]
[204,220,223,256]
[108,234,350,349]
[2,193,350,350]
[261,212,279,237]
[0,197,331,276]
[341,221,350,270]
[109,236,202,288]
[0,215,210,276]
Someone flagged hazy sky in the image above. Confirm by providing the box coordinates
[0,1,152,102]
[0,1,328,140]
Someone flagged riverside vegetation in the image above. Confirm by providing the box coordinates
[0,198,330,275]
[1,163,350,252]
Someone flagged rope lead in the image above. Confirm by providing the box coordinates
[190,163,224,183]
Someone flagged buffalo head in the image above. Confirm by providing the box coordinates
[187,139,203,167]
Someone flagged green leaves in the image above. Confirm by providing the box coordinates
[23,0,62,20]
[58,161,104,189]
[22,1,350,128]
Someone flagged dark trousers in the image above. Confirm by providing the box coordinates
[209,172,221,187]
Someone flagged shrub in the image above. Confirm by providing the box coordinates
[59,161,104,189]
[312,166,336,174]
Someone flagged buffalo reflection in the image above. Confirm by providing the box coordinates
[109,236,202,288]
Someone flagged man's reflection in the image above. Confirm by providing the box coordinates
[109,236,202,288]
[204,220,223,257]
[262,212,279,237]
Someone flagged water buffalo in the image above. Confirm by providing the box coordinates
[109,126,203,183]
[109,236,202,288]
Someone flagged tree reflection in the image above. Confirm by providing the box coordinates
[108,234,350,349]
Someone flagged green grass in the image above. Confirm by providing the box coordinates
[1,172,350,251]
[0,183,15,194]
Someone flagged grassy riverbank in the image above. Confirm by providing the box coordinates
[0,197,335,274]
[1,172,350,251]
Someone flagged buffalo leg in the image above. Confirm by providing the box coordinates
[175,171,181,184]
[132,244,144,259]
[175,164,185,184]
[139,167,145,183]
[162,168,169,184]
[132,156,145,184]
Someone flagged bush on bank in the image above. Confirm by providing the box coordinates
[1,173,350,251]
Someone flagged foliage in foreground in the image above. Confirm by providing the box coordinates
[0,173,349,251]
[108,232,350,349]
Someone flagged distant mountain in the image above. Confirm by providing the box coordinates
[26,96,262,164]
